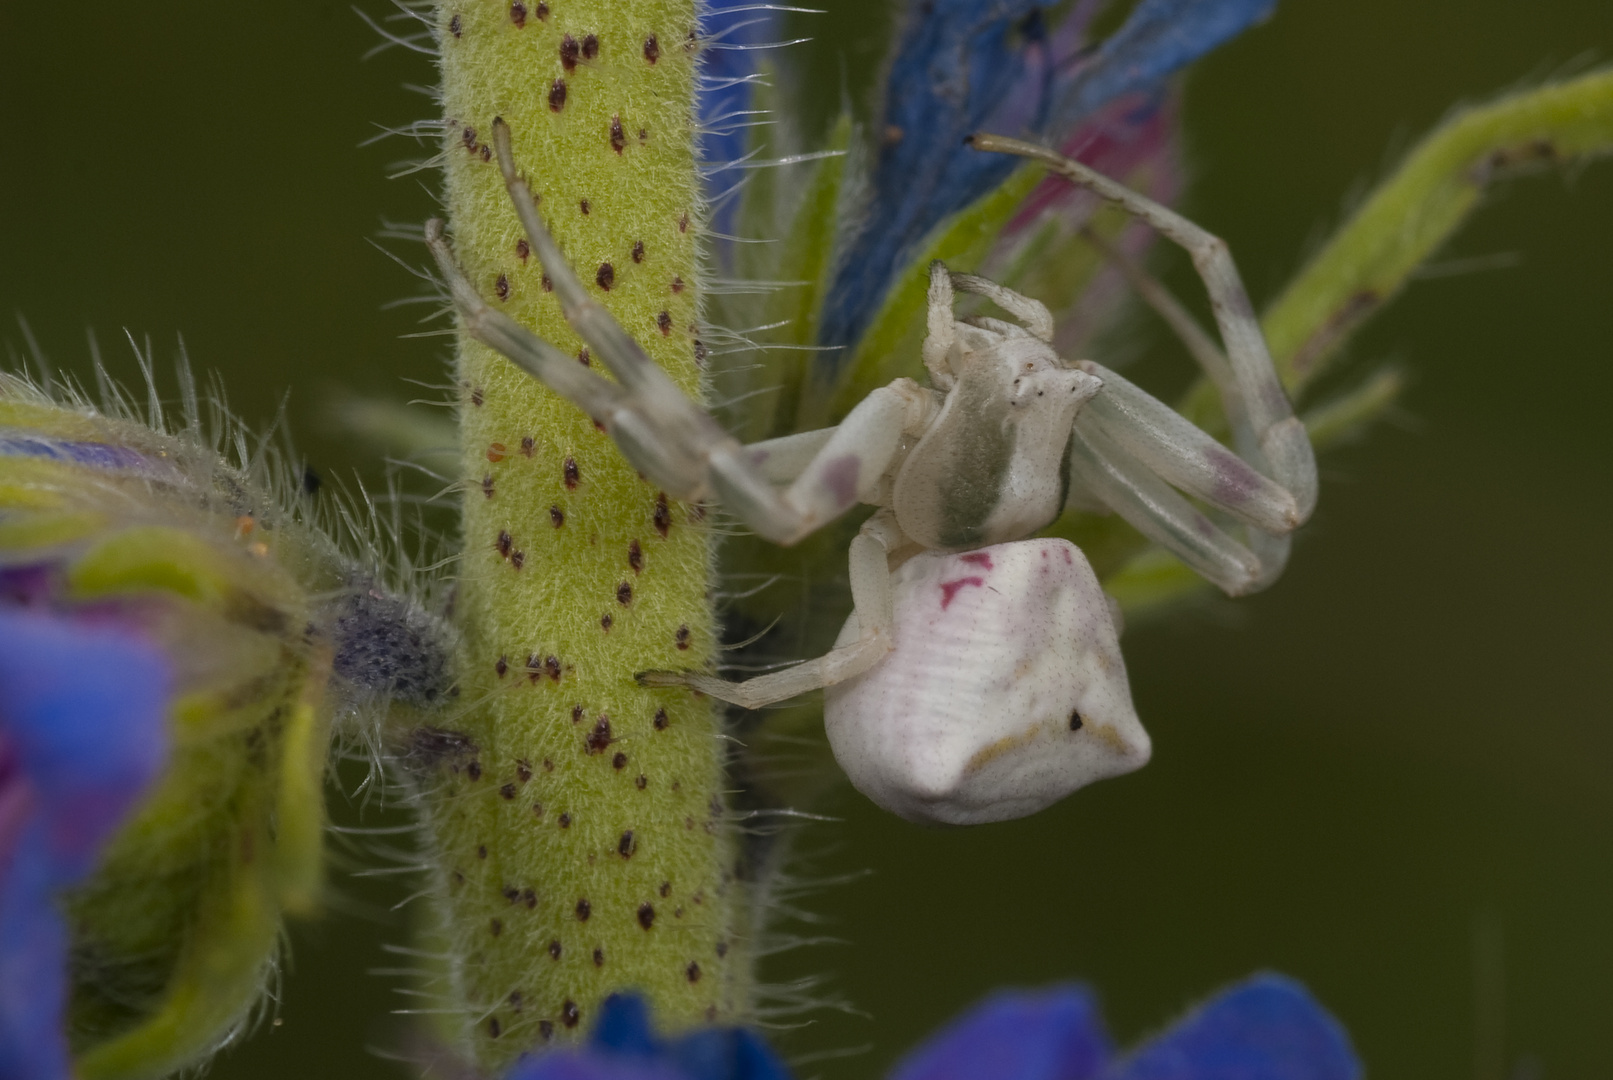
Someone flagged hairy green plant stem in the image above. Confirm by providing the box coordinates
[423,1,746,1065]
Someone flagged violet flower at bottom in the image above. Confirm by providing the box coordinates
[505,974,1359,1080]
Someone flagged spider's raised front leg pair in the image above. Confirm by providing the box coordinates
[428,119,934,707]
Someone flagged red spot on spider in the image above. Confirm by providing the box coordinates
[487,442,507,462]
[656,310,672,336]
[960,552,993,570]
[674,626,690,651]
[671,275,684,293]
[938,577,986,610]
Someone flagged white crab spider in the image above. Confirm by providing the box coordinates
[428,120,1317,825]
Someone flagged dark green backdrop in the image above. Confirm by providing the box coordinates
[3,2,1610,1078]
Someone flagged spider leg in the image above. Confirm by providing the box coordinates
[1065,417,1270,596]
[922,261,958,390]
[432,119,931,546]
[1076,360,1302,535]
[970,133,1318,523]
[947,271,1056,343]
[639,512,901,708]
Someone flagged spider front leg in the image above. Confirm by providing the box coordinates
[970,133,1319,523]
[427,118,929,547]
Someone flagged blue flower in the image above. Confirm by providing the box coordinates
[817,0,1278,364]
[506,974,1358,1080]
[0,607,171,1080]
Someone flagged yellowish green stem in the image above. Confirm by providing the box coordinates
[422,0,745,1065]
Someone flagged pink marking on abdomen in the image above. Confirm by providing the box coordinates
[959,551,994,570]
[939,576,985,610]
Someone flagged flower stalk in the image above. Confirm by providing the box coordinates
[423,0,746,1065]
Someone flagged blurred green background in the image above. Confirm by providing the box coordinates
[3,1,1611,1078]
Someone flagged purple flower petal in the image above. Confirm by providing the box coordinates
[817,0,1278,364]
[1103,975,1360,1080]
[887,985,1114,1080]
[0,607,171,1080]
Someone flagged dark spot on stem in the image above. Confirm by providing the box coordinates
[657,310,672,336]
[610,116,625,153]
[617,581,632,605]
[489,1017,502,1037]
[517,238,530,262]
[550,505,565,528]
[618,831,635,857]
[636,774,647,789]
[510,1,527,27]
[495,274,510,300]
[653,493,671,536]
[593,947,605,966]
[511,550,525,570]
[628,540,643,572]
[497,530,513,558]
[481,474,495,498]
[559,34,580,71]
[686,962,701,983]
[471,387,484,407]
[521,435,535,456]
[596,263,615,290]
[500,783,517,800]
[659,881,671,897]
[561,1001,580,1028]
[1069,709,1084,732]
[558,812,571,828]
[577,347,591,366]
[548,79,567,112]
[612,751,627,770]
[675,625,691,651]
[467,761,483,781]
[586,716,613,754]
[637,903,655,929]
[448,13,462,37]
[546,655,561,682]
[564,457,580,489]
[631,240,645,263]
[643,34,659,62]
[671,275,685,293]
[490,918,503,936]
[581,34,598,59]
[549,939,561,959]
[496,656,508,677]
[575,898,591,921]
[653,707,669,730]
